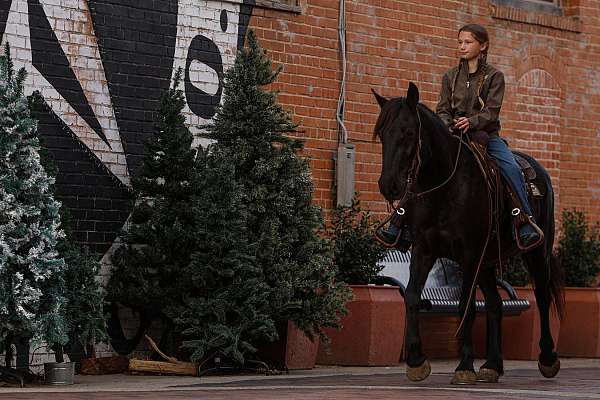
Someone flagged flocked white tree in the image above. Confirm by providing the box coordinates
[0,44,67,367]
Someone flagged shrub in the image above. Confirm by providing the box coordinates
[329,196,386,284]
[558,209,600,287]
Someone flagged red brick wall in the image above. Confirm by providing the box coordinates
[249,0,600,225]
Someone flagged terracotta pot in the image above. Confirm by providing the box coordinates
[420,315,461,359]
[316,285,404,366]
[473,287,560,360]
[257,320,320,370]
[557,288,600,357]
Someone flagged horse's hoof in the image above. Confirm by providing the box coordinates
[451,370,477,385]
[539,357,560,378]
[406,360,431,382]
[476,368,500,383]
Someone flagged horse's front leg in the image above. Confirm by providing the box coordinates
[405,245,435,382]
[476,266,503,383]
[451,260,478,385]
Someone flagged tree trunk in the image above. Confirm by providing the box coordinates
[4,335,13,368]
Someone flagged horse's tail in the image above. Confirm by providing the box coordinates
[525,151,565,320]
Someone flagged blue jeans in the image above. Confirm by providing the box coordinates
[487,136,533,216]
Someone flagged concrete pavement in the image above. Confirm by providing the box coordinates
[1,358,600,399]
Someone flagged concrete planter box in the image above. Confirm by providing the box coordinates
[317,285,404,366]
[257,321,320,370]
[558,288,600,357]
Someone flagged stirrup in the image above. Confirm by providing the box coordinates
[514,214,544,251]
[375,209,404,248]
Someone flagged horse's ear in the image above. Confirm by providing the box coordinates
[371,89,388,108]
[406,82,419,110]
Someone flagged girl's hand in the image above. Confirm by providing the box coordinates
[454,117,470,131]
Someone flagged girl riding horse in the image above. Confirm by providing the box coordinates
[378,24,541,250]
[372,23,563,385]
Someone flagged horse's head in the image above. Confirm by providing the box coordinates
[373,82,421,202]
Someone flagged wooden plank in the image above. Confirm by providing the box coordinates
[128,359,198,376]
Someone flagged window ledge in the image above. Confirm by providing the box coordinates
[490,3,581,32]
[254,0,301,14]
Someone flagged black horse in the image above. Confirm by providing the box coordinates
[373,83,563,384]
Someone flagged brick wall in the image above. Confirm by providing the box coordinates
[250,0,600,225]
[3,0,597,255]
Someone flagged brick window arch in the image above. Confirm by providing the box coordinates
[509,68,562,206]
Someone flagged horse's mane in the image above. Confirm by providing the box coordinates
[416,102,449,136]
[374,97,449,139]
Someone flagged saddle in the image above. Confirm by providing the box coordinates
[513,152,545,198]
[467,140,545,251]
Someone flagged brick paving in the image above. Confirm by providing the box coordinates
[1,360,600,399]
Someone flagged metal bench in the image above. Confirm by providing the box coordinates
[374,250,530,316]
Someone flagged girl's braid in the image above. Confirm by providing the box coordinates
[475,51,488,110]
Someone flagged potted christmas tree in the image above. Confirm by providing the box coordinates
[192,30,351,371]
[0,44,68,385]
[317,196,404,366]
[109,32,350,372]
[107,68,199,360]
[28,92,109,375]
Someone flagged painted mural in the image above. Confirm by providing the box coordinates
[0,0,254,256]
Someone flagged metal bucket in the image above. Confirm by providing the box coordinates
[44,362,75,385]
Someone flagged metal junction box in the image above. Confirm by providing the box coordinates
[336,143,355,207]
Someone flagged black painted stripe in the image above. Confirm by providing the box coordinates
[0,0,11,43]
[88,0,178,175]
[31,93,132,255]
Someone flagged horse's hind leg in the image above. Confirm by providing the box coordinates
[404,246,435,382]
[523,246,561,378]
[476,266,503,383]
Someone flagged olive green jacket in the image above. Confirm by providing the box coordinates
[436,60,505,136]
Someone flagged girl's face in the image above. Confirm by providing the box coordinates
[458,31,487,61]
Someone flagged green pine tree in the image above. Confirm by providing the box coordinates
[133,68,197,200]
[108,69,198,355]
[172,146,277,365]
[201,30,351,344]
[0,44,67,363]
